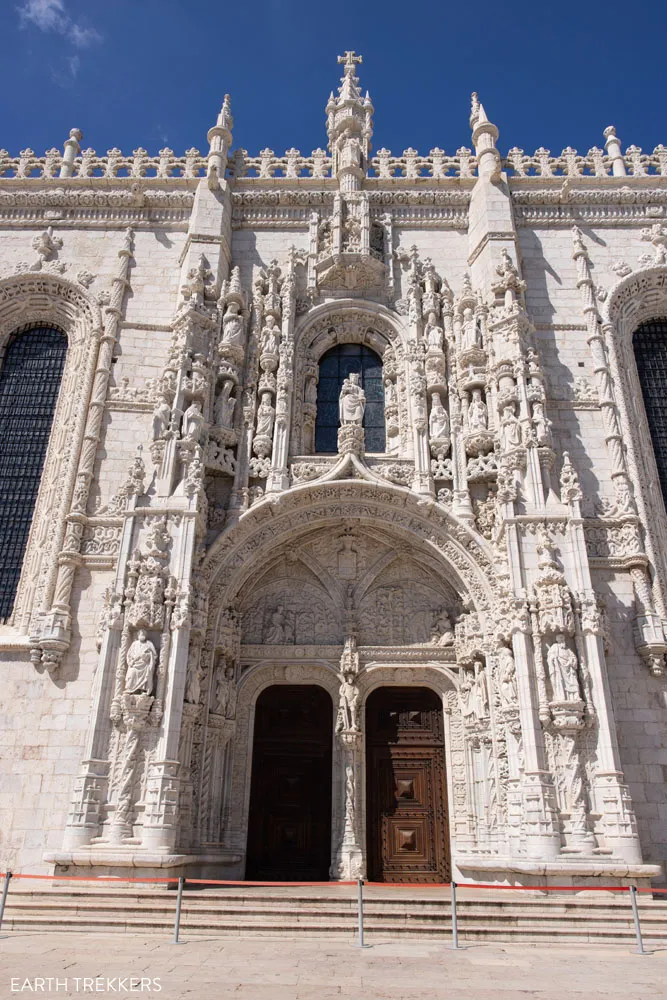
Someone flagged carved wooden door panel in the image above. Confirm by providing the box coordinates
[366,687,450,883]
[246,684,333,881]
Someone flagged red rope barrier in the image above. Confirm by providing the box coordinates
[184,878,357,887]
[457,882,631,892]
[2,873,178,883]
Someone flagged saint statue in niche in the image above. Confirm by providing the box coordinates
[214,380,236,429]
[429,393,450,441]
[498,644,518,706]
[339,372,366,425]
[260,315,280,355]
[547,634,581,702]
[124,630,157,695]
[221,301,244,347]
[255,392,276,438]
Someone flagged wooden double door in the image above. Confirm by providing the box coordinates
[246,684,333,881]
[366,687,450,883]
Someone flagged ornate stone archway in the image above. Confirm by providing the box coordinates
[194,479,506,880]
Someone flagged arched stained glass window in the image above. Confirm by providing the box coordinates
[633,318,667,507]
[315,343,385,454]
[0,324,67,621]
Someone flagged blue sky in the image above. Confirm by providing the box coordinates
[1,0,664,161]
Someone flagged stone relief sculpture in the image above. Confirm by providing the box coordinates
[499,403,521,451]
[468,390,488,432]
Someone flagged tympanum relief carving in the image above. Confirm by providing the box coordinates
[237,525,462,647]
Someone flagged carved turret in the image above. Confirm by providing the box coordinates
[207,94,234,189]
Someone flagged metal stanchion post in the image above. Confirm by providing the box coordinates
[450,880,459,950]
[357,878,365,948]
[629,885,646,955]
[172,877,185,945]
[0,872,12,933]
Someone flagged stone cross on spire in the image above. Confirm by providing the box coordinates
[338,50,363,75]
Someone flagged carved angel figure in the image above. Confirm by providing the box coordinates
[339,372,366,425]
[256,391,276,438]
[429,393,450,442]
[547,634,581,702]
[260,315,280,355]
[221,301,244,347]
[124,630,157,695]
[336,671,360,733]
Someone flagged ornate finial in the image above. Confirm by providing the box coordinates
[218,93,233,131]
[470,92,481,128]
[338,50,363,76]
[571,225,587,258]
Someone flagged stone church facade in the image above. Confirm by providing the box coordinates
[1,53,666,886]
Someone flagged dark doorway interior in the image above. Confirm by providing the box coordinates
[246,684,333,881]
[366,686,450,883]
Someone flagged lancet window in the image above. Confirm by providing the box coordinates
[633,319,667,507]
[0,324,67,620]
[315,343,385,453]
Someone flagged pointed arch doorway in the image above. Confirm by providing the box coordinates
[245,684,333,881]
[366,686,450,883]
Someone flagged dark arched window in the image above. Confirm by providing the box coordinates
[0,324,67,620]
[634,318,667,507]
[315,343,385,453]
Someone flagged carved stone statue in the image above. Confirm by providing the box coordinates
[124,630,157,695]
[468,389,488,432]
[339,372,366,425]
[336,670,360,733]
[256,391,275,438]
[305,377,318,407]
[500,403,522,450]
[222,301,244,347]
[429,393,450,442]
[547,634,582,702]
[425,312,444,351]
[461,307,480,351]
[182,400,204,442]
[459,669,475,721]
[215,380,236,429]
[184,653,202,705]
[473,659,489,719]
[152,399,171,440]
[384,379,396,407]
[498,645,518,707]
[260,315,280,355]
[532,400,551,445]
[214,663,237,718]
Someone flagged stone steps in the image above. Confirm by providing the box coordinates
[4,887,667,943]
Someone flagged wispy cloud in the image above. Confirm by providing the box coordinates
[17,0,101,79]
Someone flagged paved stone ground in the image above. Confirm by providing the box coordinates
[1,933,666,1000]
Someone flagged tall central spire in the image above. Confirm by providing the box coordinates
[326,51,373,191]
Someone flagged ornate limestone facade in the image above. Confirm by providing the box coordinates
[1,53,666,886]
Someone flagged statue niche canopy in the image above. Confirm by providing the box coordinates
[315,343,385,453]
